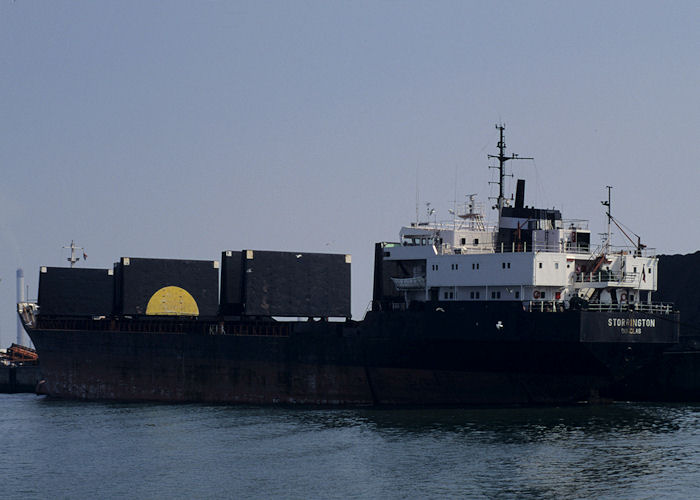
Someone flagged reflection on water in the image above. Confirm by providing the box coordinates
[1,395,698,499]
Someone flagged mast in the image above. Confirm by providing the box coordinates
[601,185,612,253]
[63,240,84,268]
[488,124,533,227]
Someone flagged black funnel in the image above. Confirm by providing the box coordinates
[515,179,525,209]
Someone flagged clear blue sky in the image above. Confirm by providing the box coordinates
[1,1,698,346]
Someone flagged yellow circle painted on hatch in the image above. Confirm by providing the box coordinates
[146,286,199,316]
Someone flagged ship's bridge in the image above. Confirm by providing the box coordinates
[399,219,497,255]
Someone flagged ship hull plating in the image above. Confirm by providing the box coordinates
[24,305,679,406]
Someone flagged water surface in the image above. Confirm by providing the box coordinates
[2,394,698,499]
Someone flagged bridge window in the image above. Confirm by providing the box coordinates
[538,262,543,269]
[515,291,520,299]
[461,238,466,245]
[474,238,479,245]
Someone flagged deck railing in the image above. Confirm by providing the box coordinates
[525,300,674,314]
[574,271,642,284]
[584,302,674,314]
[493,242,656,257]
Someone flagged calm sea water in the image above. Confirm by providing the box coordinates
[1,394,698,499]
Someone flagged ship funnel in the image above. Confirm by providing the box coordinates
[515,179,526,209]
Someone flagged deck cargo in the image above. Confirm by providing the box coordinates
[221,250,351,317]
[220,251,243,315]
[38,267,114,317]
[113,257,219,317]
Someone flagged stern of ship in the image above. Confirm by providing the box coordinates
[579,305,680,396]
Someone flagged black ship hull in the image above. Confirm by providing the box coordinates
[23,304,679,405]
[610,335,700,402]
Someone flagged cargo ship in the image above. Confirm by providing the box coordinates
[18,126,680,405]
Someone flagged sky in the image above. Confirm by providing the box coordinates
[1,0,698,347]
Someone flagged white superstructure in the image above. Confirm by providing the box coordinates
[378,125,666,314]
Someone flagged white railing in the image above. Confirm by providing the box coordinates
[406,220,497,232]
[493,241,592,255]
[585,302,674,314]
[562,219,590,230]
[530,243,592,255]
[527,300,566,312]
[442,243,496,255]
[496,242,656,257]
[524,300,674,314]
[401,228,656,258]
[575,271,640,284]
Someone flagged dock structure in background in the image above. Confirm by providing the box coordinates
[16,268,25,346]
